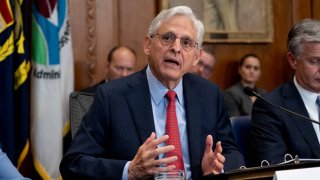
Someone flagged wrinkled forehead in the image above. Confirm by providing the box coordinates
[157,15,197,37]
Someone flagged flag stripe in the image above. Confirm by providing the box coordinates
[14,60,30,90]
[17,140,29,169]
[0,31,14,62]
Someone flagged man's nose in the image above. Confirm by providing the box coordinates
[121,69,128,76]
[171,38,182,53]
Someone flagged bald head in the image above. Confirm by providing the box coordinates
[106,46,137,81]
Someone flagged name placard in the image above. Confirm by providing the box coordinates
[273,167,320,180]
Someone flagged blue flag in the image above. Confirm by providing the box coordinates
[0,0,31,170]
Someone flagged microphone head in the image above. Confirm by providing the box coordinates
[243,87,255,97]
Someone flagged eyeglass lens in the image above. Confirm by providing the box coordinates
[156,32,197,51]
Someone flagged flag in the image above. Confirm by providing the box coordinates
[31,0,74,178]
[0,0,31,170]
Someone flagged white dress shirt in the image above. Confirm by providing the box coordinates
[294,76,320,143]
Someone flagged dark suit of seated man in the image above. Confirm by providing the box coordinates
[251,19,320,165]
[60,6,244,179]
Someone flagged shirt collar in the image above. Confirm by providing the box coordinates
[146,65,184,105]
[294,76,319,103]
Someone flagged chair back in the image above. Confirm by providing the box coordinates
[69,91,95,138]
[230,115,256,167]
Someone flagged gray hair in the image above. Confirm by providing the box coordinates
[287,19,320,57]
[148,6,204,48]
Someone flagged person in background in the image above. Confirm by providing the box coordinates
[189,49,216,79]
[82,45,136,93]
[224,53,266,117]
[60,6,244,179]
[0,147,30,180]
[251,19,320,165]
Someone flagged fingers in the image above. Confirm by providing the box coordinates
[205,135,213,153]
[152,134,169,147]
[155,144,174,155]
[140,133,168,154]
[129,133,177,179]
[214,141,223,154]
[139,133,178,164]
[142,134,173,160]
[153,164,176,173]
[144,133,168,149]
[214,141,224,164]
[143,132,159,147]
[212,141,225,173]
[154,155,177,167]
[213,153,225,170]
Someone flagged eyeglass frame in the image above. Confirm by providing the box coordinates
[150,32,199,52]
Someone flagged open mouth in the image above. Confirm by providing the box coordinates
[164,58,180,66]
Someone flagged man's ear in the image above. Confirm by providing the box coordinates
[193,48,202,66]
[287,52,298,70]
[144,36,152,55]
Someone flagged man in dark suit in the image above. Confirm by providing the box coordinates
[251,19,320,165]
[189,49,216,79]
[60,6,244,179]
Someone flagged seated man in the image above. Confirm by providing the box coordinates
[60,6,244,179]
[189,49,216,79]
[82,45,136,93]
[251,19,320,165]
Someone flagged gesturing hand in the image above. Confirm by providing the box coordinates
[128,132,177,180]
[201,135,225,176]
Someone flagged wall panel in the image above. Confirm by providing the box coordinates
[69,0,317,91]
[70,0,119,90]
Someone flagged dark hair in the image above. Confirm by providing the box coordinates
[107,46,137,63]
[239,53,260,66]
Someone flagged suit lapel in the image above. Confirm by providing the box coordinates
[283,82,320,157]
[183,75,203,174]
[125,70,155,143]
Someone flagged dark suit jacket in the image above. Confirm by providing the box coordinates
[81,80,106,94]
[224,82,266,117]
[60,68,244,179]
[251,81,320,165]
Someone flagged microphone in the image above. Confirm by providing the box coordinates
[243,87,320,125]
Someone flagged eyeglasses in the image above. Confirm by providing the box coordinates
[151,32,198,52]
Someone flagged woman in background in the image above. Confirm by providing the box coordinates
[224,53,266,117]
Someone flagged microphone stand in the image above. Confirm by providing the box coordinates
[244,87,320,125]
